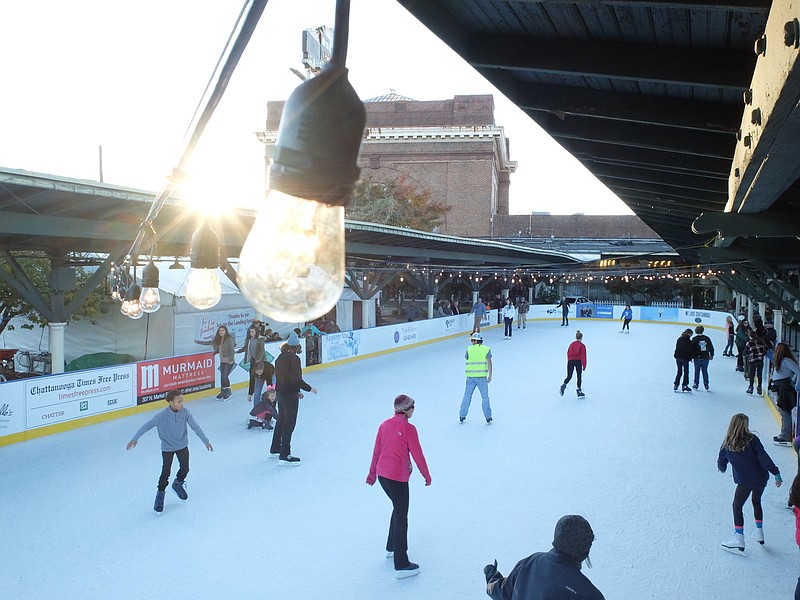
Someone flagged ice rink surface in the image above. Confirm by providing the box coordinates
[2,317,798,599]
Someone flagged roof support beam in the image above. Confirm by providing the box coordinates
[728,0,800,213]
[735,264,800,321]
[506,81,741,133]
[467,33,753,90]
[587,162,727,194]
[692,210,800,243]
[560,139,731,177]
[534,113,735,158]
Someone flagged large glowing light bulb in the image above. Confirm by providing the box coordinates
[185,223,222,310]
[185,267,222,310]
[239,190,344,322]
[140,260,162,313]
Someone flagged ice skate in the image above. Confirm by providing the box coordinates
[681,385,692,392]
[756,387,762,395]
[154,490,166,513]
[746,386,753,395]
[773,436,792,447]
[395,562,420,579]
[559,384,566,397]
[278,455,301,466]
[673,384,679,393]
[247,419,261,430]
[576,388,585,398]
[486,417,492,424]
[721,533,746,556]
[171,479,188,501]
[754,526,764,545]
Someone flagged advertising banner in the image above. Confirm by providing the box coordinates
[681,308,714,325]
[193,309,255,349]
[24,365,136,429]
[593,305,614,319]
[576,302,599,318]
[640,306,678,321]
[322,331,362,363]
[137,352,215,405]
[0,380,25,436]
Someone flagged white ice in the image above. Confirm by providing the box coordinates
[2,318,798,599]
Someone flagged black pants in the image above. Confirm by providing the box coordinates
[504,317,513,337]
[563,359,582,388]
[562,311,569,326]
[378,476,410,569]
[159,447,189,491]
[270,392,299,458]
[736,343,746,370]
[622,318,631,331]
[732,483,764,527]
[674,358,690,387]
[748,360,764,389]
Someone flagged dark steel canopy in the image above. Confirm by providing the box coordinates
[396,0,800,281]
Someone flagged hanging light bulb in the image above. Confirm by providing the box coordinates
[237,6,365,323]
[110,283,120,301]
[140,260,162,313]
[121,282,143,319]
[185,223,222,310]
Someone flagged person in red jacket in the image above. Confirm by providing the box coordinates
[366,394,432,579]
[560,330,587,398]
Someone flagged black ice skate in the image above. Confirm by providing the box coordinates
[576,388,585,398]
[171,479,188,501]
[154,490,166,513]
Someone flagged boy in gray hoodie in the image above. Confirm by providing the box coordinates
[127,390,213,512]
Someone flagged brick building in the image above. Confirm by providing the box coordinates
[256,93,517,237]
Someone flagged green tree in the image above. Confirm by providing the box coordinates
[347,175,449,231]
[0,253,108,336]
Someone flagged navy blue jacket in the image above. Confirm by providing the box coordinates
[486,549,604,600]
[718,435,779,489]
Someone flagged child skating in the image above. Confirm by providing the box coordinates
[127,389,213,513]
[560,330,587,398]
[717,413,782,555]
[620,304,632,333]
[249,384,277,430]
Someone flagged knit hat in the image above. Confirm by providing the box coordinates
[552,515,594,562]
[393,394,415,413]
[286,332,301,346]
[470,332,483,341]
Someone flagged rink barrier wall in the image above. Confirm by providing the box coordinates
[0,306,742,446]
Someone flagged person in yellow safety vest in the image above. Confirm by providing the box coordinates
[460,332,493,424]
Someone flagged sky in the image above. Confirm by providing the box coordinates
[2,318,796,599]
[0,0,632,216]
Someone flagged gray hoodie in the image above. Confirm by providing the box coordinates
[131,406,209,452]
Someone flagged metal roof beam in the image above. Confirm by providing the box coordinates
[729,0,800,213]
[602,179,725,205]
[587,162,727,194]
[533,113,735,158]
[505,81,741,133]
[561,139,731,177]
[467,33,753,90]
[692,210,800,243]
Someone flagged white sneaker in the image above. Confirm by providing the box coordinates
[386,551,394,559]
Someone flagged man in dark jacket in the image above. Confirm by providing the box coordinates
[483,514,604,600]
[674,328,695,392]
[691,325,714,391]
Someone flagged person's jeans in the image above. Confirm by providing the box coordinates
[674,358,690,387]
[518,313,526,328]
[219,362,234,388]
[562,311,569,326]
[159,447,189,491]
[460,377,491,420]
[378,476,410,569]
[270,392,299,458]
[724,334,734,355]
[693,358,709,388]
[504,317,513,337]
